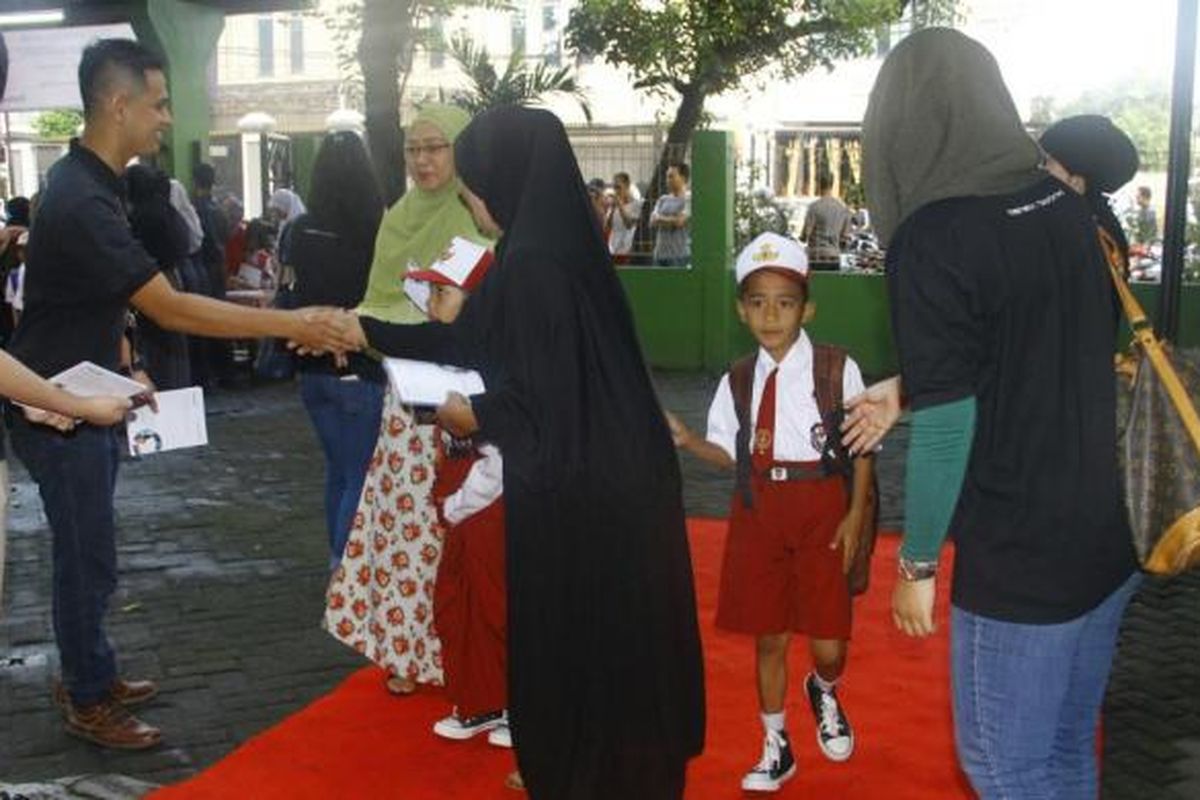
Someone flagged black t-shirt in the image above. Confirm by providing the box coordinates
[8,141,159,377]
[887,176,1138,624]
[289,212,382,381]
[289,213,373,309]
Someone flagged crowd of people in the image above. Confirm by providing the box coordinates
[582,162,693,267]
[0,25,1169,800]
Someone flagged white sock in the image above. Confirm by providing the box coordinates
[812,672,837,693]
[761,711,786,734]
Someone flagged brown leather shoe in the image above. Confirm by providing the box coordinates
[64,697,162,750]
[110,677,159,706]
[53,677,159,709]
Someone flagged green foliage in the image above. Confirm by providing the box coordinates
[1034,78,1171,172]
[33,109,83,140]
[448,36,592,122]
[318,0,508,103]
[908,0,964,28]
[735,162,791,252]
[567,1,907,103]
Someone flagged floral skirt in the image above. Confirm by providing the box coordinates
[323,388,445,685]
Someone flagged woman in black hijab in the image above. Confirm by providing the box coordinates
[125,164,192,390]
[342,106,705,799]
[1039,114,1139,273]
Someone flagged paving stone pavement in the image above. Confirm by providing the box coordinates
[0,373,1195,799]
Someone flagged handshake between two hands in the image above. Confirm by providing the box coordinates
[287,307,369,362]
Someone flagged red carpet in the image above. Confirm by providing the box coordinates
[152,520,973,799]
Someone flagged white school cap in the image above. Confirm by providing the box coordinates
[406,236,494,292]
[734,232,808,287]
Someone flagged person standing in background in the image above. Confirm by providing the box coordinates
[801,172,852,271]
[651,162,692,267]
[608,172,642,264]
[289,131,386,569]
[192,163,232,386]
[1134,185,1158,246]
[126,165,192,390]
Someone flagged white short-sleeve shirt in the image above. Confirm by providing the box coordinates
[706,331,866,462]
[442,443,504,525]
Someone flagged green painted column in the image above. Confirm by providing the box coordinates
[130,0,225,188]
[691,130,737,372]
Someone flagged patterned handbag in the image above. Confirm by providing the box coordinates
[1100,229,1200,575]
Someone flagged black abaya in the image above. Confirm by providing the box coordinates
[360,107,705,799]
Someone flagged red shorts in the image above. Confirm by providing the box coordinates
[715,468,852,640]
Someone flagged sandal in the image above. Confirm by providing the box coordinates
[385,674,416,695]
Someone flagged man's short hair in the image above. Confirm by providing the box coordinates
[78,38,165,119]
[669,162,690,181]
[193,162,217,191]
[1138,185,1152,199]
[817,171,835,193]
[613,171,631,186]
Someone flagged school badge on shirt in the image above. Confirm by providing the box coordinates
[754,427,773,455]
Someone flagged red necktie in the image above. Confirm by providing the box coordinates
[752,368,778,472]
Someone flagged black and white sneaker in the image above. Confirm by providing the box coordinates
[805,673,854,761]
[432,708,505,741]
[487,722,512,748]
[740,728,797,792]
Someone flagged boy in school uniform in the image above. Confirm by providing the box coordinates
[668,232,876,793]
[403,240,511,749]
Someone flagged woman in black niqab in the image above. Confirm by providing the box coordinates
[357,106,705,799]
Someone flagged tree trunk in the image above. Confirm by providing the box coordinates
[359,0,409,205]
[635,81,708,259]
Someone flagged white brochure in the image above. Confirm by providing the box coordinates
[126,387,209,456]
[49,361,148,398]
[383,358,485,407]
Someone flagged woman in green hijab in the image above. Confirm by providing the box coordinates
[323,105,493,697]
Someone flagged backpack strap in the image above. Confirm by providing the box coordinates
[812,343,846,424]
[812,341,881,596]
[812,343,851,477]
[729,353,757,509]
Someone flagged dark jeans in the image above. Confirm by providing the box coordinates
[299,372,385,564]
[10,419,121,705]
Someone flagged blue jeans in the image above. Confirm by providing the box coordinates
[951,572,1141,800]
[299,373,384,564]
[10,420,121,705]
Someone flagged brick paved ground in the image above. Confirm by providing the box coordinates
[0,373,1196,798]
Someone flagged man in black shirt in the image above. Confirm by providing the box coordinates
[7,39,353,750]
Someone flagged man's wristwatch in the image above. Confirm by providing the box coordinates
[898,556,938,581]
